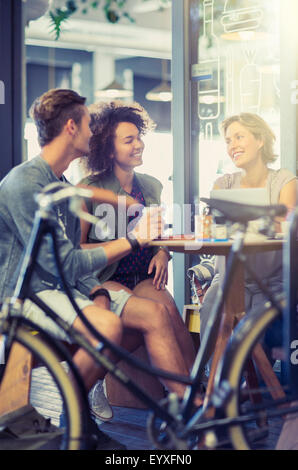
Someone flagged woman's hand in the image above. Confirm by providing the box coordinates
[148,249,169,290]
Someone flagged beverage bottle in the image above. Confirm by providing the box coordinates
[195,204,212,241]
[211,215,228,241]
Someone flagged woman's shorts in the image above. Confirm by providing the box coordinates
[23,287,132,342]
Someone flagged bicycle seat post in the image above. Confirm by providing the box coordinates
[182,226,247,421]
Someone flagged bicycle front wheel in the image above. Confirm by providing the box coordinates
[0,324,84,450]
[217,302,295,450]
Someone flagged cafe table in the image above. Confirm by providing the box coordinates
[149,235,286,406]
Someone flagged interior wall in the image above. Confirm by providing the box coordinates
[115,57,171,132]
[26,45,94,114]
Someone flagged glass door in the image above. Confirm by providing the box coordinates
[189,0,294,199]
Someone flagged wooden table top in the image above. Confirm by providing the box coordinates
[149,235,283,256]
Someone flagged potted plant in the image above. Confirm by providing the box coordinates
[48,0,171,39]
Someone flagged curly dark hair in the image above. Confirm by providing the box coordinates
[29,88,86,147]
[85,100,156,175]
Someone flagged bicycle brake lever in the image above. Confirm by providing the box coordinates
[69,198,101,225]
[35,186,93,209]
[258,216,276,238]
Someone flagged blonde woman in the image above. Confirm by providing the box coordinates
[200,112,296,363]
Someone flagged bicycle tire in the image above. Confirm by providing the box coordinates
[216,302,293,450]
[0,324,84,450]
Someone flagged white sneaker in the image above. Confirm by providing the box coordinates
[88,380,113,422]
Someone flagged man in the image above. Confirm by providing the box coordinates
[0,89,197,449]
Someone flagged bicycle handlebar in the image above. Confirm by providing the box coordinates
[36,183,94,208]
[35,182,138,226]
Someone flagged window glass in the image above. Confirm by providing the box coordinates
[191,0,281,197]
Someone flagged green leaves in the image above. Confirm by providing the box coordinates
[49,9,72,40]
[48,0,79,39]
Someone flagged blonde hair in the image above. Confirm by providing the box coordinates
[221,113,277,164]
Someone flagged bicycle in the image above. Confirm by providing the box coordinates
[0,182,195,450]
[0,182,297,450]
[193,196,298,450]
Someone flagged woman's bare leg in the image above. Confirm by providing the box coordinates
[71,305,123,391]
[133,278,196,371]
[102,280,202,404]
[121,296,192,398]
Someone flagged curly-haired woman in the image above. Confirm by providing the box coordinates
[79,101,197,418]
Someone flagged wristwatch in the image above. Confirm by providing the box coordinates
[89,288,111,302]
[157,246,172,260]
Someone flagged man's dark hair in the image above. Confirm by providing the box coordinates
[29,88,86,147]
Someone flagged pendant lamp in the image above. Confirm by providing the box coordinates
[95,79,133,99]
[146,60,172,102]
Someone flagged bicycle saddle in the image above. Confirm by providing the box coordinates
[200,197,287,224]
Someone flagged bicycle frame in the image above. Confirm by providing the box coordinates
[2,190,294,449]
[283,206,298,394]
[181,222,284,425]
[6,206,194,427]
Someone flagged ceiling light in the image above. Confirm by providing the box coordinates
[199,95,225,105]
[95,80,133,99]
[133,0,171,14]
[146,81,172,102]
[146,59,172,102]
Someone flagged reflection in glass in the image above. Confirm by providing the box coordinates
[191,0,281,199]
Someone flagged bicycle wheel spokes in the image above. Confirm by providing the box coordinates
[218,303,298,450]
[0,326,85,450]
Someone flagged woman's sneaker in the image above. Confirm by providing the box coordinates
[88,380,113,422]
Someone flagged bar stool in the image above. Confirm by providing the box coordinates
[183,304,201,350]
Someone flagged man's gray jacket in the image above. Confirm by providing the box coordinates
[0,156,107,302]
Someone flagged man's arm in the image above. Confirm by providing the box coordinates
[8,176,161,289]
